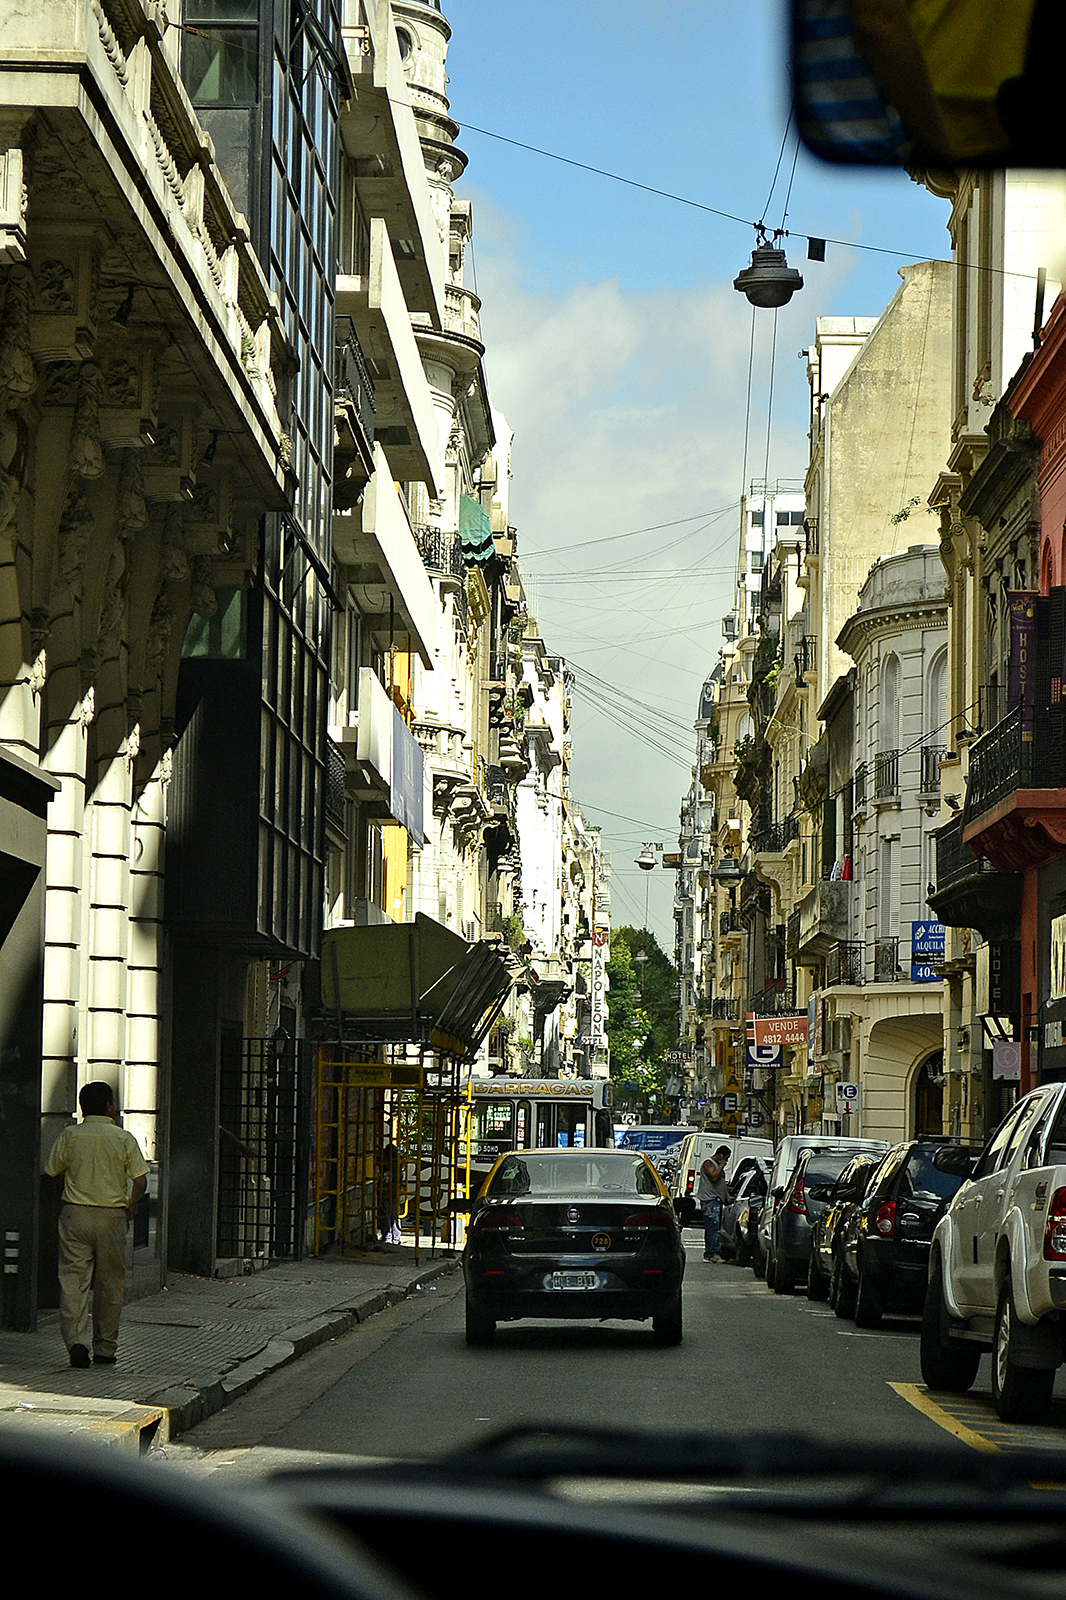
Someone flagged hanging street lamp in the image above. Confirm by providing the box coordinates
[734,227,804,310]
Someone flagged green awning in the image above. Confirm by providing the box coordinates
[459,493,494,564]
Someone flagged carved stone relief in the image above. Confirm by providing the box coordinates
[161,503,189,582]
[190,555,217,618]
[0,267,37,400]
[53,485,95,605]
[70,360,104,479]
[144,587,174,677]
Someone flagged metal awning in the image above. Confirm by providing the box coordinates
[321,912,512,1058]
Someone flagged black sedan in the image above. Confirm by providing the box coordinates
[833,1140,972,1326]
[461,1149,686,1346]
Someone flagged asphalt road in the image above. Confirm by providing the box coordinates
[175,1238,982,1471]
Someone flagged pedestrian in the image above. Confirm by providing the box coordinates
[44,1082,149,1368]
[378,1141,402,1245]
[698,1144,732,1263]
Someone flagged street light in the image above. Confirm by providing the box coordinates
[733,230,804,310]
[710,854,743,886]
[635,843,657,870]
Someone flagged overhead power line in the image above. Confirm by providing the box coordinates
[460,120,1045,282]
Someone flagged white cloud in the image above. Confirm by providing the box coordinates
[466,195,848,941]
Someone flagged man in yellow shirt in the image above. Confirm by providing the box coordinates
[45,1082,149,1368]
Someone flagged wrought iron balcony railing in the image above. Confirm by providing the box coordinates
[873,936,900,982]
[966,702,1066,819]
[826,940,864,987]
[853,764,867,809]
[751,814,799,855]
[750,986,798,1015]
[873,749,899,799]
[920,744,945,796]
[413,524,468,580]
[325,737,347,835]
[335,316,376,441]
[710,997,739,1020]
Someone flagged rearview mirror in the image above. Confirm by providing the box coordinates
[932,1146,975,1178]
[791,0,1065,169]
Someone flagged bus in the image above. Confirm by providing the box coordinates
[462,1078,615,1194]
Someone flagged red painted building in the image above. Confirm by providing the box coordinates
[963,293,1066,1090]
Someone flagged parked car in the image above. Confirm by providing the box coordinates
[831,1140,973,1326]
[763,1139,891,1293]
[757,1136,889,1287]
[922,1082,1066,1423]
[806,1153,883,1302]
[720,1158,770,1263]
[735,1174,768,1271]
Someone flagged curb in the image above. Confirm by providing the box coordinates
[0,1382,167,1454]
[148,1257,460,1438]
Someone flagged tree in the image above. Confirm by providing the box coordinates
[606,927,680,1119]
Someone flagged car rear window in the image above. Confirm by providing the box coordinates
[486,1153,661,1197]
[902,1150,968,1200]
[801,1153,855,1186]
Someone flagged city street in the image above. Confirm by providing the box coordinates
[171,1239,1066,1474]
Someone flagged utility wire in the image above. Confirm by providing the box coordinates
[460,121,1046,283]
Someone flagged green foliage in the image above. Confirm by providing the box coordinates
[605,927,680,1116]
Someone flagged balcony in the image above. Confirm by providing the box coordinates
[750,986,798,1015]
[920,744,944,798]
[719,908,743,937]
[325,738,347,838]
[341,7,446,328]
[963,703,1066,873]
[795,879,851,967]
[928,814,1020,939]
[873,936,902,982]
[336,217,441,493]
[413,524,467,581]
[739,871,771,919]
[329,668,425,844]
[794,635,816,684]
[333,317,376,509]
[751,815,799,855]
[826,941,864,987]
[872,750,899,801]
[333,450,436,667]
[710,997,739,1021]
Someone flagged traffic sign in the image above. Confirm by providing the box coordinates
[748,1110,765,1128]
[719,1092,738,1113]
[835,1082,859,1116]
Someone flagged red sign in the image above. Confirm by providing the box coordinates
[752,1014,809,1049]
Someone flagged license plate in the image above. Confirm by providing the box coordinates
[552,1271,597,1290]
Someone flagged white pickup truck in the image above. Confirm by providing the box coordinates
[922,1081,1066,1424]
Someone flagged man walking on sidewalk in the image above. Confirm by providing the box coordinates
[45,1082,148,1368]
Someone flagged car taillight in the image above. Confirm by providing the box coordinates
[875,1201,896,1237]
[787,1179,806,1214]
[624,1209,672,1229]
[472,1208,524,1230]
[1044,1188,1066,1259]
[685,1171,694,1195]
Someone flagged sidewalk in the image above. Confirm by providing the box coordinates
[0,1246,460,1446]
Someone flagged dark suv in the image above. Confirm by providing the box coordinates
[769,1147,879,1294]
[833,1140,972,1326]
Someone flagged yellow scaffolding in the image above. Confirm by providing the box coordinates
[313,1047,463,1261]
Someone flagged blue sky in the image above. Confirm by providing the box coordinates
[444,0,953,946]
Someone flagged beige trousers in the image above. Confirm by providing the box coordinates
[57,1204,127,1357]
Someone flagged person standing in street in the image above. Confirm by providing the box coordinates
[697,1144,732,1263]
[45,1082,148,1368]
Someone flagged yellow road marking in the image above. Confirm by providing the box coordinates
[888,1382,1000,1453]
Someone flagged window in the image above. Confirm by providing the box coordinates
[750,551,765,570]
[973,1100,1031,1179]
